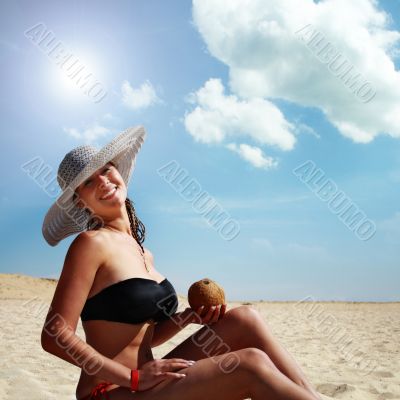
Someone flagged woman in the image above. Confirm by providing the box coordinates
[41,126,321,399]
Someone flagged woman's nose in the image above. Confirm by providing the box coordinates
[98,175,110,189]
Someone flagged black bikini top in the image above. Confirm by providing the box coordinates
[81,277,179,325]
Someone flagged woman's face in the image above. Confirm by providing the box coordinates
[74,162,127,215]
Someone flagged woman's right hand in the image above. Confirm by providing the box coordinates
[136,358,195,391]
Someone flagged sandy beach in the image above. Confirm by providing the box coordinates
[0,273,398,400]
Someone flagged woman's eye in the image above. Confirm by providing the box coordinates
[83,168,110,187]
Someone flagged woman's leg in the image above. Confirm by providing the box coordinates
[105,348,319,400]
[162,305,320,399]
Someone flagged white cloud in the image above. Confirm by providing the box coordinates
[121,80,161,110]
[294,122,321,139]
[192,0,400,143]
[226,142,278,169]
[184,78,296,150]
[63,124,109,144]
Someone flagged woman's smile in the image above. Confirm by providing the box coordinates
[100,185,118,201]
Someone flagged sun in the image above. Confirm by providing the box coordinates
[48,50,107,103]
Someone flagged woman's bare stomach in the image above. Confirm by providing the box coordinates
[76,319,156,399]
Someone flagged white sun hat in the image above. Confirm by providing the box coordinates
[42,125,147,246]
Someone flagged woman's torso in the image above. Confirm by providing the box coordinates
[75,229,167,399]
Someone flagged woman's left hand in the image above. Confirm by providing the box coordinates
[182,304,227,326]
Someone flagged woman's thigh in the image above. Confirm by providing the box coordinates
[106,348,265,400]
[161,307,274,365]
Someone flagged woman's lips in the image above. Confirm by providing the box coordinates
[100,186,118,200]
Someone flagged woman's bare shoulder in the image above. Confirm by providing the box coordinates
[68,230,108,255]
[41,231,108,339]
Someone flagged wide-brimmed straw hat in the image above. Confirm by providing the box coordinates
[42,125,146,246]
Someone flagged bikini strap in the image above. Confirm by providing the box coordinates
[89,381,113,399]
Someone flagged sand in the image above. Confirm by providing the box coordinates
[0,273,399,400]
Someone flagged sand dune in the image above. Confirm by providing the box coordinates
[0,273,399,400]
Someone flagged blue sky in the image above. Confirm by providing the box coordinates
[1,0,399,301]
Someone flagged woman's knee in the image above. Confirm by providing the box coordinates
[236,347,276,373]
[227,305,266,329]
[227,306,275,340]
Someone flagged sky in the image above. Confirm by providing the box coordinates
[1,0,399,302]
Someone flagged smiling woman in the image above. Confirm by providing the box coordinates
[77,163,120,201]
[72,160,147,262]
[40,126,320,400]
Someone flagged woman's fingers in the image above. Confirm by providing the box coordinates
[194,304,227,325]
[160,358,196,370]
[220,304,227,318]
[197,305,206,317]
[166,358,193,364]
[209,305,221,324]
[216,303,227,319]
[205,305,215,319]
[165,361,195,371]
[158,358,192,377]
[207,304,226,324]
[162,371,187,378]
[200,305,218,325]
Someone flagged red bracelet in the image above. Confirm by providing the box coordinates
[131,369,139,391]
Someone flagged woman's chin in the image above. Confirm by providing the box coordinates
[100,196,126,208]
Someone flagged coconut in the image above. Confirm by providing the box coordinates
[188,278,225,311]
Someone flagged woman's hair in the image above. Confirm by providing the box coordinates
[125,197,146,249]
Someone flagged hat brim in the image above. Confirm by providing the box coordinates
[42,125,146,246]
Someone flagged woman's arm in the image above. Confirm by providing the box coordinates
[41,231,131,388]
[151,308,195,347]
[151,304,228,347]
[42,315,131,387]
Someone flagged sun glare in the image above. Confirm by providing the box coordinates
[49,50,107,103]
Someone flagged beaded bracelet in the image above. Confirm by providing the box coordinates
[131,369,139,392]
